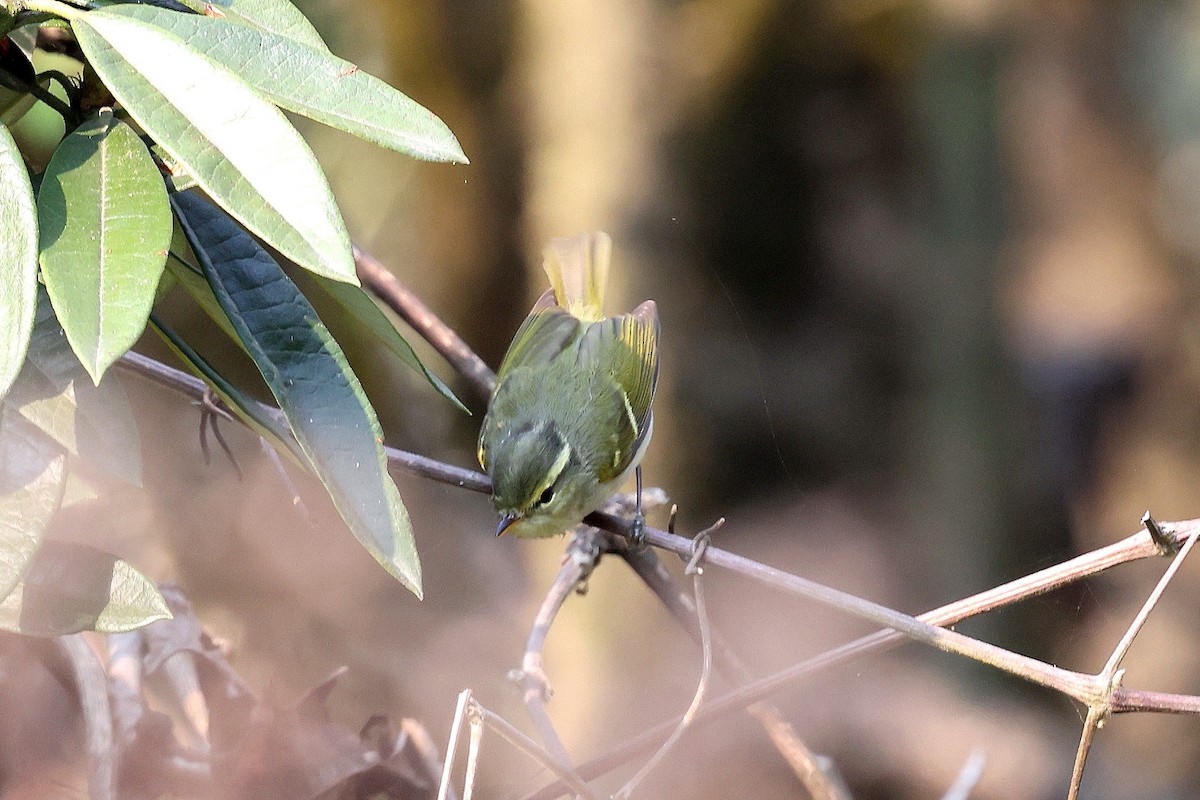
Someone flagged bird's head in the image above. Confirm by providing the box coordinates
[479,417,579,537]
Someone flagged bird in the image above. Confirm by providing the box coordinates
[478,231,659,539]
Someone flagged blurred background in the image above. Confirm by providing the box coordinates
[16,0,1200,798]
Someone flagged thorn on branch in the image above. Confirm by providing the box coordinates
[1142,512,1176,556]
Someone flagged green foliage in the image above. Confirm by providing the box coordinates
[0,0,467,625]
[174,192,422,596]
[38,110,170,382]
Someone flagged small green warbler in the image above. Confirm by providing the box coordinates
[478,231,660,539]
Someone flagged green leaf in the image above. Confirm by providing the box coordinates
[103,6,467,164]
[310,275,467,412]
[38,112,171,383]
[0,412,66,600]
[0,540,171,635]
[173,193,421,597]
[0,122,38,400]
[217,0,328,51]
[7,291,142,486]
[72,10,355,282]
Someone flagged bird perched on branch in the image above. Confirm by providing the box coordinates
[478,231,660,540]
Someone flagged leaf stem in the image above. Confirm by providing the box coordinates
[11,0,84,20]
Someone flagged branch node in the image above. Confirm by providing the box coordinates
[684,518,724,575]
[1142,511,1176,556]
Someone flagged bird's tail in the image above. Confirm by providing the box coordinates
[542,231,611,322]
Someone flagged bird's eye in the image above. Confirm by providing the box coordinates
[537,485,555,507]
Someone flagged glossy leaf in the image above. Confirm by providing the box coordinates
[0,122,38,400]
[73,10,356,282]
[0,540,171,635]
[0,412,65,600]
[106,6,466,163]
[38,112,171,383]
[311,275,467,411]
[7,291,142,486]
[173,192,421,597]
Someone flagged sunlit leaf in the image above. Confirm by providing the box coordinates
[73,10,355,281]
[0,412,65,600]
[0,540,171,635]
[105,6,467,163]
[0,121,38,400]
[38,111,171,383]
[173,192,421,597]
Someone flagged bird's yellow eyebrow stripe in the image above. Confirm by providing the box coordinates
[531,440,571,505]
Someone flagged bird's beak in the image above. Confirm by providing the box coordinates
[496,513,520,537]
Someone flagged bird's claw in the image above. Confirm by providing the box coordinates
[629,510,647,552]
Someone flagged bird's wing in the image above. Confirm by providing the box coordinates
[576,300,660,481]
[495,289,583,379]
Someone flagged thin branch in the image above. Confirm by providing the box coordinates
[1067,524,1200,800]
[437,690,473,800]
[517,530,605,768]
[1110,689,1200,715]
[1066,706,1103,800]
[464,709,483,800]
[619,527,844,800]
[117,351,490,493]
[521,519,1200,800]
[614,535,714,800]
[353,244,496,400]
[1102,522,1199,678]
[472,701,601,800]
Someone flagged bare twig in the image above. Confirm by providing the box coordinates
[117,351,491,493]
[472,700,601,800]
[353,245,496,400]
[522,518,1200,800]
[1067,706,1104,800]
[614,532,715,800]
[515,529,606,768]
[1066,524,1200,800]
[617,527,842,800]
[438,690,474,800]
[464,706,483,800]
